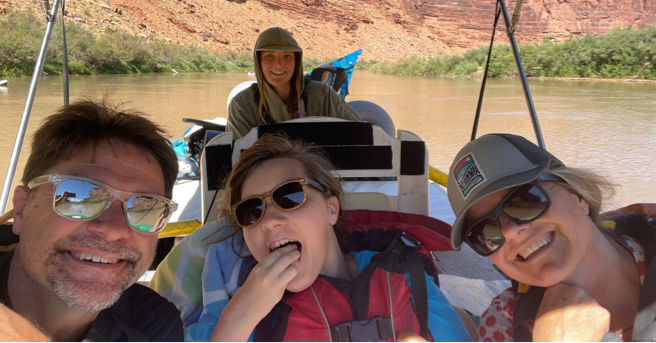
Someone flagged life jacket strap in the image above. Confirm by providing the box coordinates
[330,316,394,342]
[403,233,430,339]
[633,217,656,338]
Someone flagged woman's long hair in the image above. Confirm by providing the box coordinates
[547,165,616,222]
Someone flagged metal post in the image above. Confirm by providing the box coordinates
[0,0,63,213]
[472,3,501,141]
[62,0,69,105]
[509,0,525,34]
[498,0,546,148]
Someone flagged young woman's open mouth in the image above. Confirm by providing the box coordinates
[270,239,302,261]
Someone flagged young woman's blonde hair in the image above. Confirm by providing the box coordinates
[547,165,616,222]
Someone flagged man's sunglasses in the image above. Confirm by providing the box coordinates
[464,173,563,256]
[231,178,327,228]
[28,174,177,234]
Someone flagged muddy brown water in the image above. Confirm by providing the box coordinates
[1,72,655,213]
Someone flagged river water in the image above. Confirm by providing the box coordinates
[1,72,654,212]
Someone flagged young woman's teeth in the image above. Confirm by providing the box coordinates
[271,239,297,251]
[519,233,553,260]
[72,252,118,264]
[271,71,285,75]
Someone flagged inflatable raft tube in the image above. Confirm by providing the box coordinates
[429,166,448,187]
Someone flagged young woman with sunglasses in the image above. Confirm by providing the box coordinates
[447,133,652,342]
[225,27,361,139]
[198,134,471,342]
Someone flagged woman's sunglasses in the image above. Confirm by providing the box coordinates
[231,178,327,228]
[28,174,177,234]
[464,173,562,256]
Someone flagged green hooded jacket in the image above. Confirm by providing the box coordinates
[226,27,361,139]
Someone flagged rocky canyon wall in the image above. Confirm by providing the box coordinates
[4,0,655,61]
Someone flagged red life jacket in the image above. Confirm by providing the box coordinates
[252,209,455,342]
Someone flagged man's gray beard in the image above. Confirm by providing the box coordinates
[44,235,148,312]
[48,265,135,312]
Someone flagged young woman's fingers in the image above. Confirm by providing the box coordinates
[265,249,300,276]
[245,252,299,301]
[257,244,297,269]
[278,260,300,284]
[248,247,299,287]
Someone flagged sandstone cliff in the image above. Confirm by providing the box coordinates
[4,0,656,61]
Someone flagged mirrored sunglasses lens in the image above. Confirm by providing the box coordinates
[468,218,503,255]
[272,182,305,209]
[235,198,264,226]
[503,184,549,221]
[54,180,109,219]
[126,196,171,233]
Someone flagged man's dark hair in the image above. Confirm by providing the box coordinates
[22,98,178,198]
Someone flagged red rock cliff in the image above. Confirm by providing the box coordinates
[5,0,656,61]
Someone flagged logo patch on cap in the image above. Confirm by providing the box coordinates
[453,153,486,199]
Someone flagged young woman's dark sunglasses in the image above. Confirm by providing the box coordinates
[231,178,327,228]
[464,173,563,256]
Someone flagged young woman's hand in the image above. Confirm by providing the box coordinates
[533,283,610,342]
[238,244,300,311]
[210,244,300,341]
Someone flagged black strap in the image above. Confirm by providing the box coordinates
[471,0,501,141]
[635,255,656,336]
[404,238,429,339]
[511,281,546,342]
[330,316,394,342]
[633,218,656,337]
[254,295,294,341]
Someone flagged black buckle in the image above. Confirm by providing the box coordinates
[330,316,394,342]
[400,232,421,250]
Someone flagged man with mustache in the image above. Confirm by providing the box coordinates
[0,99,183,341]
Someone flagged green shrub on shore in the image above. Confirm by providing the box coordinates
[0,11,253,77]
[366,26,656,80]
[3,10,654,80]
[0,11,44,76]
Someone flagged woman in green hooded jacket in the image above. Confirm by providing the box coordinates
[226,27,362,139]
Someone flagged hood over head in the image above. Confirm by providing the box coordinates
[253,27,304,119]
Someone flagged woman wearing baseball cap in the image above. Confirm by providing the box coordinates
[446,133,655,341]
[225,27,361,139]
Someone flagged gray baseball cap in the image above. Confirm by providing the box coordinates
[447,134,564,249]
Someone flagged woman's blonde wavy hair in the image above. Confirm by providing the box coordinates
[547,164,616,222]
